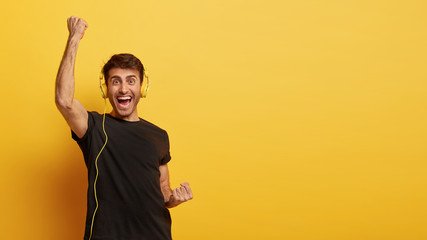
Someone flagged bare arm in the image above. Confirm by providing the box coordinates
[160,164,173,203]
[159,164,193,208]
[55,16,89,138]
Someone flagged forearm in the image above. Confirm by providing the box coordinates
[55,35,80,109]
[161,185,173,206]
[159,164,193,208]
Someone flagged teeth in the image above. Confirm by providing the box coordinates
[118,96,131,100]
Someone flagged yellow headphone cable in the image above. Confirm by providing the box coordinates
[90,66,149,239]
[89,98,108,240]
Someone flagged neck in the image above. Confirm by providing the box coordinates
[110,110,140,122]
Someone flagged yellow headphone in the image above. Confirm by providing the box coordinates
[99,69,150,99]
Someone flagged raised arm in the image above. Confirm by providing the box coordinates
[55,16,89,138]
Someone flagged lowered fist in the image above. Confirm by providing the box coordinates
[166,182,193,208]
[67,16,88,40]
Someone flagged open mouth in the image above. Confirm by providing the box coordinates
[117,96,132,108]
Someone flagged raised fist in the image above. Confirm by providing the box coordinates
[67,16,88,40]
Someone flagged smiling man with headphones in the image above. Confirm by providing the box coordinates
[55,16,193,240]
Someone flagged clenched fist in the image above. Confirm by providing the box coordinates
[67,16,88,40]
[166,182,193,208]
[172,182,193,202]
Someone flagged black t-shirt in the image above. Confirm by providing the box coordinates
[72,111,172,240]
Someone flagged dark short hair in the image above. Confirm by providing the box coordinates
[102,53,145,84]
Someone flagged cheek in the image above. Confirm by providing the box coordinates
[107,89,117,100]
[132,87,142,96]
[107,86,117,95]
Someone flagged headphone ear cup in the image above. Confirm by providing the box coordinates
[100,82,108,99]
[99,73,108,99]
[141,75,150,98]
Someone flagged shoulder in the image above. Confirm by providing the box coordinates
[85,111,104,127]
[72,111,103,141]
[88,111,102,118]
[139,118,165,131]
[139,118,169,136]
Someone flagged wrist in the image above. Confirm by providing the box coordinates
[165,195,181,208]
[67,34,81,44]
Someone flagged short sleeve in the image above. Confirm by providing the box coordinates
[160,131,171,165]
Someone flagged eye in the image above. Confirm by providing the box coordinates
[129,79,136,84]
[113,80,120,84]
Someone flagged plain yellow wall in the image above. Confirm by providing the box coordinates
[1,0,426,239]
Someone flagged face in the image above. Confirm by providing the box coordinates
[106,68,142,121]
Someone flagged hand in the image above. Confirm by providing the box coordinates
[67,16,88,40]
[167,182,193,207]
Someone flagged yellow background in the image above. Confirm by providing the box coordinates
[1,0,426,239]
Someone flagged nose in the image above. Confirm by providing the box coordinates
[119,83,129,94]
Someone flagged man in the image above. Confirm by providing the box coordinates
[55,16,193,240]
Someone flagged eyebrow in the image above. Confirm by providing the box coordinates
[110,75,138,80]
[126,75,138,79]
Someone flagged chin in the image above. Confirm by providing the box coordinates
[111,106,138,120]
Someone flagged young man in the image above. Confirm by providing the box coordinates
[55,16,193,240]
